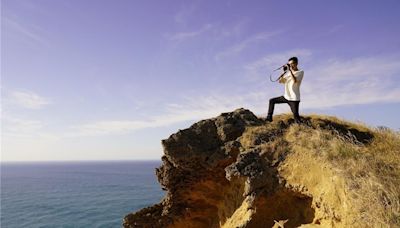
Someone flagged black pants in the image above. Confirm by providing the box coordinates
[268,96,301,122]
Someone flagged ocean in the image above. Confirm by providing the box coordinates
[0,160,165,228]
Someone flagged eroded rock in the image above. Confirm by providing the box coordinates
[123,108,388,228]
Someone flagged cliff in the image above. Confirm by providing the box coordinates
[123,108,400,227]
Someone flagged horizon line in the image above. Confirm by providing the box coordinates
[0,159,162,164]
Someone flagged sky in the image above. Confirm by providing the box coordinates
[1,0,400,162]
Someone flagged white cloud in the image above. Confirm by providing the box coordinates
[217,18,249,39]
[244,48,313,81]
[308,56,400,83]
[2,115,43,134]
[245,51,400,109]
[5,90,52,109]
[1,89,56,140]
[1,114,60,141]
[64,120,152,137]
[174,3,197,25]
[63,97,223,137]
[61,91,265,137]
[167,23,214,42]
[3,16,47,45]
[300,55,400,108]
[327,24,344,34]
[214,30,285,61]
[5,53,398,140]
[10,51,400,139]
[63,51,400,137]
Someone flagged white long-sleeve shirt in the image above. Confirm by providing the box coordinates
[282,69,304,101]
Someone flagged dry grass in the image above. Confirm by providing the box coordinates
[246,113,400,226]
[289,114,400,226]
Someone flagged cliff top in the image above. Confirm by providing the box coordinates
[124,108,400,228]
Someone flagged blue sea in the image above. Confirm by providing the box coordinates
[0,160,165,228]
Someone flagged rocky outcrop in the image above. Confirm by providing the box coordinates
[123,108,399,227]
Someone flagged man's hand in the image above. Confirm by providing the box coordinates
[277,71,286,83]
[288,66,297,83]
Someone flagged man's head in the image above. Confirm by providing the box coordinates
[288,56,298,69]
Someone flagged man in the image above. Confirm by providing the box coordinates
[266,56,304,123]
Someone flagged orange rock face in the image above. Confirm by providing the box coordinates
[123,108,399,228]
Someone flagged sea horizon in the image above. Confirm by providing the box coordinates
[1,160,165,227]
[0,159,162,165]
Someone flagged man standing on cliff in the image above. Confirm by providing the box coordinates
[266,56,304,123]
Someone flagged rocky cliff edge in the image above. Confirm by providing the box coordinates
[123,108,400,228]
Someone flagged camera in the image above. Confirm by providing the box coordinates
[283,63,290,71]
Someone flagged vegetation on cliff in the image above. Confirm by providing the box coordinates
[123,108,400,228]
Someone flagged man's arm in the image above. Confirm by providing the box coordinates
[278,72,286,83]
[288,68,297,83]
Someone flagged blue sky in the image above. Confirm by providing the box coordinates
[2,0,400,161]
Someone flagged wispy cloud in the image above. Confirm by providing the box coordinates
[300,54,400,108]
[174,3,197,25]
[327,24,344,34]
[6,53,398,139]
[3,16,47,45]
[165,18,251,46]
[214,30,285,61]
[1,89,56,140]
[158,53,400,120]
[1,114,60,141]
[167,23,214,42]
[307,56,400,82]
[30,51,400,138]
[64,120,154,137]
[4,90,52,109]
[244,48,313,81]
[2,116,43,134]
[62,52,400,137]
[217,18,249,39]
[245,51,400,109]
[62,91,261,137]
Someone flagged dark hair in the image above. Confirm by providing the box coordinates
[288,56,298,64]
